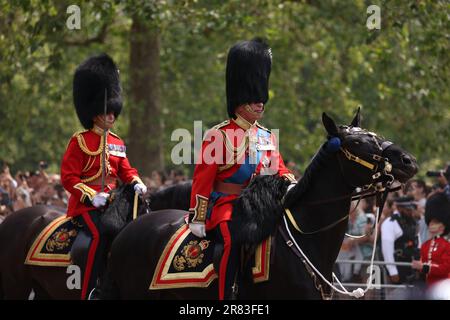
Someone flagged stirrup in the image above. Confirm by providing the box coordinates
[87,287,100,300]
[230,282,239,300]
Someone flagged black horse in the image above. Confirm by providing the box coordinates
[0,184,147,299]
[101,110,418,300]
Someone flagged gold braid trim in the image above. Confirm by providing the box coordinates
[217,130,248,172]
[256,122,271,133]
[75,132,110,183]
[74,183,96,203]
[109,131,121,139]
[190,194,209,223]
[220,130,248,155]
[76,132,104,156]
[218,162,235,173]
[81,150,110,183]
[82,156,95,173]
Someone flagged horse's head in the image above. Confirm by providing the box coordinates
[322,108,418,187]
[100,184,149,236]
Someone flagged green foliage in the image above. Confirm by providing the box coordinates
[0,0,448,177]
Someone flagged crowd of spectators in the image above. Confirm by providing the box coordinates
[0,161,190,224]
[335,167,450,299]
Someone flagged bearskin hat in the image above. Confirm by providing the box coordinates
[226,38,272,118]
[73,53,122,129]
[425,192,450,234]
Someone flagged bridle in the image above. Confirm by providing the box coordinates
[337,126,394,191]
[284,127,397,235]
[280,127,403,299]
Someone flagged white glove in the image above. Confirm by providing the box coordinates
[189,222,206,238]
[92,192,110,208]
[134,183,147,195]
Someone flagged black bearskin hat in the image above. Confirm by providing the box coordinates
[425,192,450,234]
[226,38,272,118]
[73,53,122,129]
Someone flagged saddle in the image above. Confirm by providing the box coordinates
[149,224,272,290]
[25,215,90,268]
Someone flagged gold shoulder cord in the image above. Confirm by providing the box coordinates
[76,133,104,156]
[218,130,248,172]
[109,131,121,140]
[256,122,271,133]
[212,120,230,130]
[75,133,110,183]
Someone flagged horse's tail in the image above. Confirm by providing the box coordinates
[100,264,120,300]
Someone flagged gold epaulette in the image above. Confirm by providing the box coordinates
[72,129,89,138]
[212,119,230,130]
[256,122,271,133]
[109,131,122,140]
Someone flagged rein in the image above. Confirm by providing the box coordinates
[284,138,397,236]
[133,192,139,220]
[283,185,397,236]
[280,132,400,299]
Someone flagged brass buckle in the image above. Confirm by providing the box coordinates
[373,154,382,161]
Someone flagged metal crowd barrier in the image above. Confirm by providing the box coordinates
[333,259,424,300]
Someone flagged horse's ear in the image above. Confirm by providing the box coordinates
[350,106,361,127]
[322,112,338,136]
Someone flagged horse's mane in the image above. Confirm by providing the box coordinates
[100,184,143,236]
[148,182,192,211]
[231,175,289,245]
[283,142,335,208]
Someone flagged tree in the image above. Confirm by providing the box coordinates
[0,0,448,179]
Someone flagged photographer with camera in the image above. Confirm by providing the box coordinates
[426,163,450,201]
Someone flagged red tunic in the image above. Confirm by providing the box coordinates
[189,115,295,230]
[420,235,450,287]
[61,126,143,217]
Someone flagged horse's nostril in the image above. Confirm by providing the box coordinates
[402,155,412,165]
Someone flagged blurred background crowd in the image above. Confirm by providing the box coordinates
[0,160,191,223]
[1,159,448,299]
[334,163,450,299]
[0,159,301,222]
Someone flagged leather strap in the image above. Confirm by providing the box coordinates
[213,181,245,195]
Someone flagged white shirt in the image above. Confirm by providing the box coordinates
[381,212,403,276]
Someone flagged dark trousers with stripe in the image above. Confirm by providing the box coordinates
[77,210,109,300]
[216,221,241,300]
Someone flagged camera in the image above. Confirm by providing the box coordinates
[426,170,443,177]
[426,165,450,181]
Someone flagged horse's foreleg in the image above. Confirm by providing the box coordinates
[99,265,120,300]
